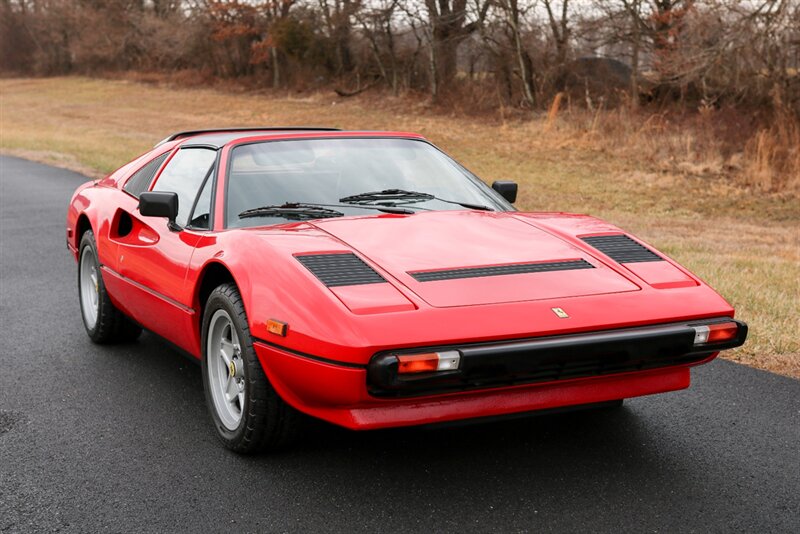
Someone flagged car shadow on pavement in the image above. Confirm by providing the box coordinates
[128,330,673,469]
[78,330,738,528]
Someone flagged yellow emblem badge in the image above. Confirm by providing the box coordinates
[551,307,569,318]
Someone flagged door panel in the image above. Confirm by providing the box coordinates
[112,198,202,352]
[102,147,218,355]
[109,208,159,246]
[101,264,200,356]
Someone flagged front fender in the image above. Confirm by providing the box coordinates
[188,226,382,361]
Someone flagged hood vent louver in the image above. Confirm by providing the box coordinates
[409,259,594,282]
[296,253,386,287]
[581,234,663,263]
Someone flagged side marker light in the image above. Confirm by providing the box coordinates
[266,319,288,337]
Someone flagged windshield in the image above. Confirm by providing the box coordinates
[225,138,511,228]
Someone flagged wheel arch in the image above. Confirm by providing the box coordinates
[67,179,100,254]
[194,261,244,345]
[76,213,92,243]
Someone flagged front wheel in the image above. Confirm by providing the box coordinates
[201,283,300,453]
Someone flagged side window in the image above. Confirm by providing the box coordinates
[187,173,214,230]
[152,148,217,227]
[124,152,168,198]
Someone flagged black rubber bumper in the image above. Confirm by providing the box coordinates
[367,318,748,397]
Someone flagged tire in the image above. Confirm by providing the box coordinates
[78,230,142,344]
[201,283,300,453]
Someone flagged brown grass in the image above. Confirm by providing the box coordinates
[1,76,798,379]
[743,109,800,192]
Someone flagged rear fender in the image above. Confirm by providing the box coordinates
[67,184,122,271]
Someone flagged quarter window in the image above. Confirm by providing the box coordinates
[123,152,168,198]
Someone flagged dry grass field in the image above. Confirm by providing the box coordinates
[1,77,797,378]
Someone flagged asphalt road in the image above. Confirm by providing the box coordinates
[1,155,798,533]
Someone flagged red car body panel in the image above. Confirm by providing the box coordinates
[255,341,694,429]
[67,130,743,430]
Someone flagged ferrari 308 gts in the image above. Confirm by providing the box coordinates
[66,127,747,453]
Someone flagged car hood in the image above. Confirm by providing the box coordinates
[312,211,641,308]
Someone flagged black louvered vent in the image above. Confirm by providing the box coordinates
[409,259,594,282]
[296,253,386,287]
[581,234,663,263]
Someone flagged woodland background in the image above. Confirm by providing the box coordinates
[1,1,798,375]
[1,1,799,191]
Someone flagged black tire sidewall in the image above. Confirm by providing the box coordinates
[77,231,104,340]
[201,285,256,446]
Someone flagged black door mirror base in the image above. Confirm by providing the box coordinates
[491,181,518,203]
[138,191,181,231]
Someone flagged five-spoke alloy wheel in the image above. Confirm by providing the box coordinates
[207,309,246,430]
[201,283,300,453]
[79,243,100,330]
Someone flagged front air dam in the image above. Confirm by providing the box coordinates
[254,341,693,430]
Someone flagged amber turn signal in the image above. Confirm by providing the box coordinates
[693,321,738,345]
[266,319,288,337]
[397,351,461,374]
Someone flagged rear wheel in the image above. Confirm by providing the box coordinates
[201,283,300,453]
[78,230,142,344]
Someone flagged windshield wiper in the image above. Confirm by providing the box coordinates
[311,201,416,215]
[339,189,434,204]
[339,188,492,211]
[238,201,415,221]
[239,203,344,221]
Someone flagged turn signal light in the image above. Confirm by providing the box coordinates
[693,321,738,345]
[397,351,461,374]
[266,319,288,337]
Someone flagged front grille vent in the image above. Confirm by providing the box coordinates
[296,253,386,287]
[409,259,594,282]
[370,351,707,398]
[581,234,663,263]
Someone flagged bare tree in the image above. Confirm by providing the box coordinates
[543,0,570,71]
[2,0,796,115]
[318,0,362,75]
[423,0,492,97]
[495,0,537,106]
[355,0,401,94]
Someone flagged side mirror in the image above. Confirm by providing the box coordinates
[491,181,518,203]
[139,191,180,231]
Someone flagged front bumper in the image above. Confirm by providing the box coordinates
[254,318,746,430]
[367,318,748,397]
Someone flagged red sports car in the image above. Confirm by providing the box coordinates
[67,127,747,453]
